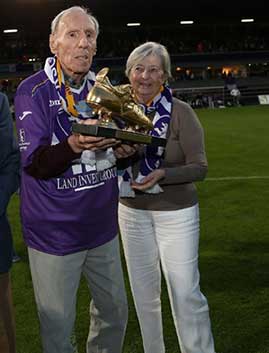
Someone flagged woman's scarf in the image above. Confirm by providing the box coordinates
[44,57,116,171]
[119,85,173,197]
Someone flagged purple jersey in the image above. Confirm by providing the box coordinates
[15,70,119,255]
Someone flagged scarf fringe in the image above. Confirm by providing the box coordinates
[135,173,164,194]
[119,180,136,198]
[81,149,116,171]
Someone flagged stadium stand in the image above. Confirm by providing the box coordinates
[1,1,269,108]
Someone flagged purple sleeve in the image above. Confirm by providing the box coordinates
[15,90,51,168]
[14,87,80,179]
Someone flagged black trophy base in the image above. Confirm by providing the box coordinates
[72,123,166,147]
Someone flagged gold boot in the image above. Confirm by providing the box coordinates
[86,68,153,131]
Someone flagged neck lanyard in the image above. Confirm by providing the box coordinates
[56,59,79,117]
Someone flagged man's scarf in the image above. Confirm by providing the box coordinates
[44,57,116,170]
[119,85,173,197]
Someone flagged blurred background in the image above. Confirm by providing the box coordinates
[1,0,269,109]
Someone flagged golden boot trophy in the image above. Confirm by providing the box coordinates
[72,68,166,147]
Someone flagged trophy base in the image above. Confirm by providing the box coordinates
[72,123,166,147]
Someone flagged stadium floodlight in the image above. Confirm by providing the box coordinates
[3,29,18,33]
[180,20,194,25]
[127,23,141,27]
[241,18,254,23]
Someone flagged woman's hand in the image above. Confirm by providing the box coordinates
[131,169,165,191]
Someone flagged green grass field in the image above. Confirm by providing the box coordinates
[8,105,269,353]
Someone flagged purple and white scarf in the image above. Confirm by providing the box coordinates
[119,85,173,197]
[44,57,116,170]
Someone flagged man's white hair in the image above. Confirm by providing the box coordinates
[50,6,99,36]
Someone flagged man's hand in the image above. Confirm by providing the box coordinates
[68,119,118,153]
[131,169,165,191]
[113,143,139,159]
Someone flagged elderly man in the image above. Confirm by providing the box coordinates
[15,6,134,353]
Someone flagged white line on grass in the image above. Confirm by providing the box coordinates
[206,176,269,181]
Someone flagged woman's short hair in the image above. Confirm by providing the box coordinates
[50,6,99,37]
[125,41,171,81]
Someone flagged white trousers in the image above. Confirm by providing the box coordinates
[118,203,215,353]
[28,236,128,353]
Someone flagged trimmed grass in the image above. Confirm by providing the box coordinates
[8,105,269,353]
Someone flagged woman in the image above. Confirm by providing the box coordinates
[118,42,216,353]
